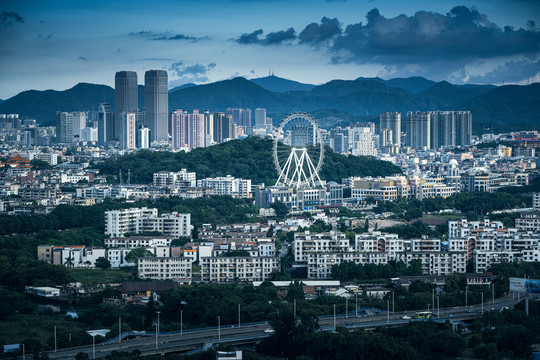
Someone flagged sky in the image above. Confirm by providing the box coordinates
[0,0,539,99]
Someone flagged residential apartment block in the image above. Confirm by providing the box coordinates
[138,257,192,282]
[201,256,279,282]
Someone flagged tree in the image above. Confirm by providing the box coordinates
[125,247,155,265]
[95,257,111,269]
[270,201,289,218]
[444,273,467,293]
[75,352,90,360]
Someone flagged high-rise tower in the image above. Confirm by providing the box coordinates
[406,111,431,149]
[98,103,114,145]
[115,71,138,113]
[379,112,401,147]
[144,70,168,144]
[115,71,138,140]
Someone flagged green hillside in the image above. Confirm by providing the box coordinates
[96,137,401,185]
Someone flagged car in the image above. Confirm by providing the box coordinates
[401,315,411,319]
[264,328,274,333]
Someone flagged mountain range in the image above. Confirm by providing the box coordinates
[0,75,538,133]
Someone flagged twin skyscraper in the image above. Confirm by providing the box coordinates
[104,70,168,147]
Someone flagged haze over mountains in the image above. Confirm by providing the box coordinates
[0,75,538,133]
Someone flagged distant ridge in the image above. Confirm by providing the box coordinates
[169,83,197,93]
[0,75,538,133]
[250,75,315,93]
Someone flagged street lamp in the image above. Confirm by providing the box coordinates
[155,311,161,350]
[392,291,395,313]
[181,310,183,335]
[238,304,241,328]
[294,299,296,319]
[346,297,348,319]
[386,300,389,324]
[118,317,121,344]
[54,326,57,352]
[355,292,358,318]
[333,304,336,330]
[465,286,468,307]
[481,293,484,314]
[217,316,221,341]
[437,296,440,319]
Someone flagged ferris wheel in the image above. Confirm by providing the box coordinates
[273,112,325,189]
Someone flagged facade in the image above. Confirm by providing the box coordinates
[138,257,192,281]
[430,111,472,148]
[115,71,138,114]
[137,212,192,238]
[153,170,196,187]
[201,256,279,282]
[198,175,252,198]
[379,112,401,148]
[71,111,87,139]
[98,103,114,145]
[104,207,159,237]
[144,70,168,144]
[254,108,266,129]
[119,112,137,149]
[406,111,430,149]
[56,112,73,143]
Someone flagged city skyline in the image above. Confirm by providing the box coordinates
[0,0,539,99]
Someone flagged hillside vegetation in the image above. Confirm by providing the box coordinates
[96,137,402,185]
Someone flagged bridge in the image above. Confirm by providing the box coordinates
[46,294,525,359]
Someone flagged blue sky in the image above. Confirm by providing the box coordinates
[0,0,539,98]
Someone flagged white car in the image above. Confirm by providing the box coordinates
[264,328,275,333]
[401,315,411,319]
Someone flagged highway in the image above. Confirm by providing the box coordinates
[46,294,528,359]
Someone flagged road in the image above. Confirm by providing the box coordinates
[46,294,529,359]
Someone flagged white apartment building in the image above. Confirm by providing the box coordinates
[201,256,279,282]
[104,236,173,248]
[153,170,196,187]
[137,212,191,238]
[293,231,351,266]
[396,252,467,275]
[516,212,540,232]
[104,207,158,237]
[138,257,192,281]
[197,175,252,198]
[107,248,134,267]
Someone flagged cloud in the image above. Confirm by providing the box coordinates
[331,7,540,65]
[236,27,296,45]
[78,56,88,61]
[168,61,217,87]
[299,17,341,44]
[0,11,23,29]
[36,32,52,40]
[129,30,199,42]
[466,58,540,84]
[264,27,296,44]
[237,29,263,44]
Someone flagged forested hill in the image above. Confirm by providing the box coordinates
[96,137,402,185]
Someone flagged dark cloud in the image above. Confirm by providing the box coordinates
[129,30,199,42]
[331,7,540,65]
[236,28,296,45]
[299,17,341,44]
[168,61,217,87]
[36,32,52,40]
[237,29,263,44]
[264,27,296,44]
[467,58,540,84]
[78,56,88,61]
[0,11,23,29]
[154,34,197,41]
